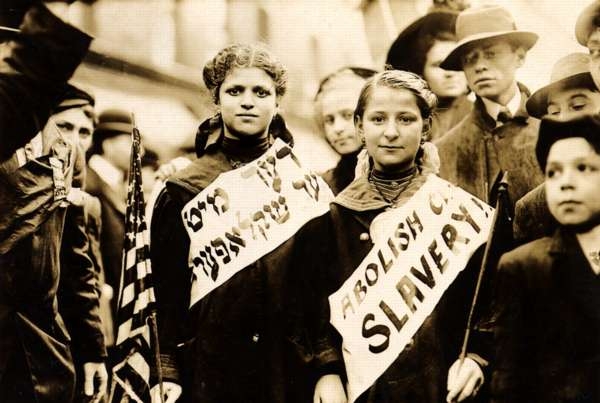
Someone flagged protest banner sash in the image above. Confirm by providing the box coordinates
[182,138,334,307]
[328,175,495,402]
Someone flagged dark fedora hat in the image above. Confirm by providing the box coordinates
[53,83,96,113]
[386,11,458,73]
[536,114,600,170]
[575,1,600,46]
[95,108,133,138]
[440,5,538,71]
[527,53,595,119]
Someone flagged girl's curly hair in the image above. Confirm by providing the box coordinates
[203,43,288,104]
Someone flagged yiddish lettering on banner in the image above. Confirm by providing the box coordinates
[182,139,334,307]
[328,175,494,402]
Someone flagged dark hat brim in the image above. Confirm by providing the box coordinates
[440,30,539,71]
[526,72,595,119]
[386,11,457,70]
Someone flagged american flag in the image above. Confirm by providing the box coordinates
[110,119,159,403]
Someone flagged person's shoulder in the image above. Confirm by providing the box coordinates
[434,112,474,148]
[499,236,554,271]
[168,151,230,195]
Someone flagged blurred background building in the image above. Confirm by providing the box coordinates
[67,0,591,170]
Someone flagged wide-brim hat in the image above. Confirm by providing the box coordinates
[53,83,96,113]
[527,53,595,119]
[575,1,600,46]
[386,11,458,72]
[440,5,538,71]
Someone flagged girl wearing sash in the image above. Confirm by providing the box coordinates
[150,44,312,403]
[305,70,487,403]
[314,67,377,194]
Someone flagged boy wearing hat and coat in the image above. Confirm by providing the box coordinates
[491,116,600,403]
[576,1,600,89]
[435,5,544,212]
[86,109,133,319]
[513,53,600,243]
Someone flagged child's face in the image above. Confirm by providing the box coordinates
[545,137,600,226]
[356,86,424,174]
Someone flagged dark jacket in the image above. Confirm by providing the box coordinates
[321,152,359,195]
[491,230,600,403]
[513,184,557,243]
[0,4,94,403]
[150,116,313,403]
[435,84,544,212]
[430,94,472,141]
[305,172,488,403]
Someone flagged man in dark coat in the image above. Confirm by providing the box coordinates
[435,5,544,212]
[0,2,107,403]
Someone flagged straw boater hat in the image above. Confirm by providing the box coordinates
[526,53,595,119]
[440,5,538,71]
[575,1,600,46]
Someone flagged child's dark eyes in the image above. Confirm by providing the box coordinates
[225,88,241,96]
[255,88,271,97]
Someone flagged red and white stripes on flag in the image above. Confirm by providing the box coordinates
[110,121,157,403]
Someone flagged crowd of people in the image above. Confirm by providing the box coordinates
[1,1,599,403]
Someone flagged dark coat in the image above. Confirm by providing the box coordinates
[150,118,313,403]
[430,94,472,141]
[305,172,488,403]
[435,84,544,212]
[85,165,126,316]
[0,4,95,403]
[513,184,557,243]
[491,230,600,403]
[321,152,359,195]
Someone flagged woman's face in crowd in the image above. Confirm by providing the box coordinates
[423,40,468,98]
[52,107,94,152]
[546,87,600,121]
[319,76,364,155]
[219,67,278,140]
[357,86,424,174]
[545,137,600,226]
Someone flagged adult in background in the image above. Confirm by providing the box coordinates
[514,53,600,243]
[314,67,377,194]
[435,5,544,211]
[386,10,471,140]
[0,2,106,402]
[86,109,132,318]
[150,43,313,403]
[577,0,600,89]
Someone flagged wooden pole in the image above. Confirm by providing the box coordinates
[459,171,509,363]
[149,311,165,403]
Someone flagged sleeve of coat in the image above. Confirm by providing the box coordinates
[58,202,108,364]
[149,187,193,384]
[490,253,528,403]
[0,3,92,161]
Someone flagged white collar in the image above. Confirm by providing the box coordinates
[481,82,521,121]
[88,154,124,188]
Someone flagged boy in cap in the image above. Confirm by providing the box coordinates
[86,109,132,318]
[514,53,600,242]
[435,4,544,211]
[491,116,600,403]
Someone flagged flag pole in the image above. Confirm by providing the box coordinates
[459,171,509,364]
[149,312,165,403]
